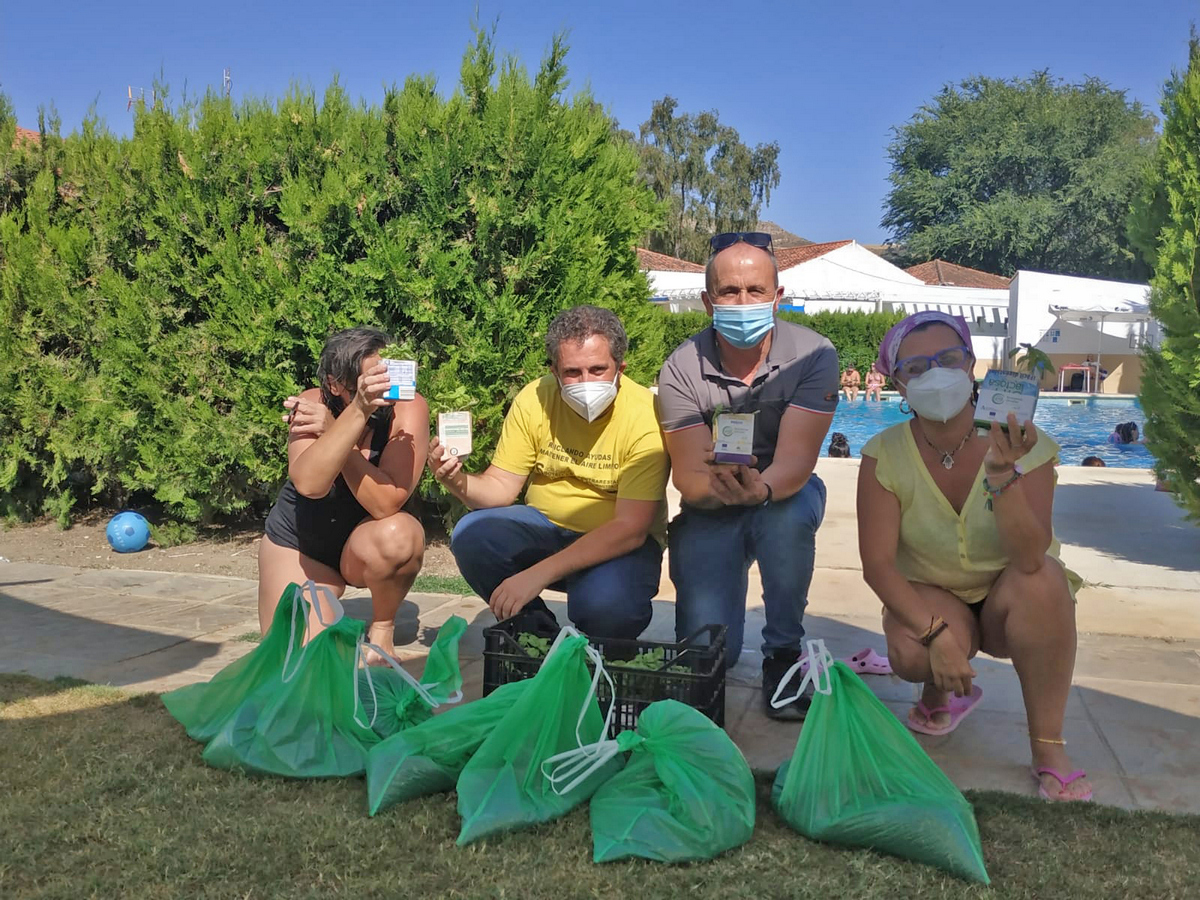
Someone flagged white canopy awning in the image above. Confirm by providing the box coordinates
[1047,303,1152,368]
[1048,303,1150,323]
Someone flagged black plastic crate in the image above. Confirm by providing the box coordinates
[482,611,726,737]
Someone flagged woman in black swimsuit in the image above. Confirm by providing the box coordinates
[260,327,428,663]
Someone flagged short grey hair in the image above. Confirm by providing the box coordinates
[545,305,628,367]
[705,244,779,295]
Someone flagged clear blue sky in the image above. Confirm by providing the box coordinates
[2,1,1194,243]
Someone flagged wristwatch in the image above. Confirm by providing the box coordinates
[759,483,773,508]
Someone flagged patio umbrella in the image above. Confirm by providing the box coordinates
[1048,303,1151,373]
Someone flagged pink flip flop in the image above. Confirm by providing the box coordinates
[841,647,892,676]
[797,647,893,676]
[1032,767,1094,802]
[905,685,983,736]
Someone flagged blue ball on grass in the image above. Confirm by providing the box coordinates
[106,511,151,553]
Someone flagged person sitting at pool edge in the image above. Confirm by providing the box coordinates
[841,364,862,402]
[865,367,885,402]
[658,231,838,720]
[427,305,668,640]
[857,311,1091,802]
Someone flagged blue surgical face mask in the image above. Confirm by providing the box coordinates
[711,300,776,349]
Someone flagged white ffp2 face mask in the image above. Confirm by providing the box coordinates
[903,366,973,423]
[560,372,619,423]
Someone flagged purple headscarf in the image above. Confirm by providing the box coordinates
[874,311,973,377]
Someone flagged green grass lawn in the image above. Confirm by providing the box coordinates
[3,674,1198,899]
[412,573,473,596]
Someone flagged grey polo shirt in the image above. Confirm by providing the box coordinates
[657,320,840,470]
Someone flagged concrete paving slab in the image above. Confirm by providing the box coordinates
[1073,637,1200,685]
[917,709,1121,774]
[1076,679,1200,731]
[729,709,802,772]
[1123,774,1200,815]
[1094,718,1199,781]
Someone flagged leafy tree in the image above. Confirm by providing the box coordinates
[883,72,1158,279]
[1129,38,1200,520]
[637,97,780,263]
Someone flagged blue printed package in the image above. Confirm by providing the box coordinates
[382,359,417,401]
[974,369,1038,434]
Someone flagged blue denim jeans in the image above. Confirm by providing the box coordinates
[669,475,827,661]
[450,505,662,640]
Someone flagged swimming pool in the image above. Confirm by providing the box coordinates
[826,396,1153,468]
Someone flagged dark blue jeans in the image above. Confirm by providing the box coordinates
[669,475,826,661]
[450,505,662,640]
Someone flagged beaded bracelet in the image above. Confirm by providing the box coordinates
[983,469,1022,511]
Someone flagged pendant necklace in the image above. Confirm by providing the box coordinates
[918,423,974,470]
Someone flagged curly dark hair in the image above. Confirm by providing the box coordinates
[545,305,628,367]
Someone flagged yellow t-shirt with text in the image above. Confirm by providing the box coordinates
[491,375,669,545]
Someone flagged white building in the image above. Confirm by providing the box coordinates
[1008,270,1155,394]
[637,245,1156,394]
[638,248,706,314]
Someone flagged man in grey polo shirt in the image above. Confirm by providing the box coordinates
[658,231,839,719]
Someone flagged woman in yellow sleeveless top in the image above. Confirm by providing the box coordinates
[858,312,1091,803]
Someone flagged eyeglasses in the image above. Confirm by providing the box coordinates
[709,232,773,253]
[893,346,973,381]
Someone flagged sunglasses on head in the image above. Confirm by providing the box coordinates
[709,232,773,253]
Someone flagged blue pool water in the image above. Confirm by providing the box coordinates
[827,396,1153,468]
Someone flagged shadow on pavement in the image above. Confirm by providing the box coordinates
[0,592,221,684]
[1053,482,1200,572]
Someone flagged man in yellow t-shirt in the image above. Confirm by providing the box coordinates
[427,306,668,639]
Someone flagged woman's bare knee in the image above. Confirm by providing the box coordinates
[886,638,932,683]
[352,514,425,577]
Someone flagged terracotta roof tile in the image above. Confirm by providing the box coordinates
[636,247,704,273]
[774,240,852,271]
[906,259,1010,289]
[13,126,40,147]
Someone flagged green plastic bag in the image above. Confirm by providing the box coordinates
[201,607,380,779]
[162,581,310,743]
[455,629,623,845]
[356,615,468,739]
[365,679,532,816]
[588,699,756,863]
[771,642,990,884]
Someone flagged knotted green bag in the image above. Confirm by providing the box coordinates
[357,615,468,739]
[365,678,531,816]
[771,642,990,884]
[200,589,381,779]
[587,699,756,863]
[455,629,623,845]
[162,582,311,743]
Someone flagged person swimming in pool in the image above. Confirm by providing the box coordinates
[1107,422,1143,445]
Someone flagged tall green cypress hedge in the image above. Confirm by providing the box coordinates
[1130,38,1200,520]
[0,30,662,525]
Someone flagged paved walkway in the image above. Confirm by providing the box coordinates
[2,460,1198,814]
